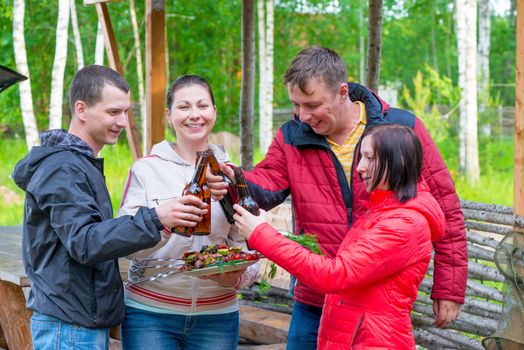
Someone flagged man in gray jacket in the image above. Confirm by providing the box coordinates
[13,65,205,350]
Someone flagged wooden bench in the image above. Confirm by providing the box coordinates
[0,226,32,350]
[239,305,290,345]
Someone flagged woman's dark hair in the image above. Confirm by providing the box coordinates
[365,124,423,202]
[166,75,215,110]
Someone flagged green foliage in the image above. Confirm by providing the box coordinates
[98,142,134,211]
[285,233,324,255]
[257,278,272,295]
[489,15,516,106]
[0,0,518,140]
[400,66,459,144]
[0,0,518,221]
[0,139,133,226]
[0,138,26,225]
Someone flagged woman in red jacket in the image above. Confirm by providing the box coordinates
[234,124,446,349]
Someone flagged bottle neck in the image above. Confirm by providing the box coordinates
[192,154,208,184]
[234,168,251,198]
[207,151,222,175]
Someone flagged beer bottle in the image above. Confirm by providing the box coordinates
[207,149,237,224]
[234,167,260,216]
[173,153,208,237]
[193,151,211,236]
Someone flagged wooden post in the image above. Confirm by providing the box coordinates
[95,2,142,160]
[0,281,32,350]
[145,0,166,154]
[515,0,524,216]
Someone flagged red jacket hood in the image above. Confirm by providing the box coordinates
[368,182,445,243]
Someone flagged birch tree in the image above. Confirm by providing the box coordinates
[70,0,84,69]
[359,1,366,83]
[455,0,480,182]
[240,0,256,169]
[366,0,382,91]
[13,0,39,149]
[48,0,70,130]
[477,0,491,110]
[129,0,146,153]
[95,20,105,65]
[258,0,274,153]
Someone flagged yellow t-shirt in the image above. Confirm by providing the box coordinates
[326,101,367,183]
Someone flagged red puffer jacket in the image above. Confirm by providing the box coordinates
[246,82,467,307]
[248,184,445,349]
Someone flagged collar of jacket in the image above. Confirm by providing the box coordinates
[292,82,388,148]
[369,189,397,210]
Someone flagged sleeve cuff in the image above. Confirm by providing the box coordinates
[149,208,165,231]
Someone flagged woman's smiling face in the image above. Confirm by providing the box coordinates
[167,84,216,143]
[357,134,388,192]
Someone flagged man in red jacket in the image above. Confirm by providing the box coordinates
[210,47,467,350]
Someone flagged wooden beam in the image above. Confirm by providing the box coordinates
[95,3,142,160]
[516,0,524,216]
[239,305,290,345]
[145,0,167,154]
[0,281,32,350]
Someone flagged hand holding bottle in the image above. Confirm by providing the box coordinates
[207,163,235,201]
[155,195,207,228]
[233,204,267,241]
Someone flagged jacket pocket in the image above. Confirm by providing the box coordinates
[149,194,178,208]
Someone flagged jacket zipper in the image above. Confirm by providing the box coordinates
[350,314,365,348]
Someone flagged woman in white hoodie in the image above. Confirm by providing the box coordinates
[117,75,258,350]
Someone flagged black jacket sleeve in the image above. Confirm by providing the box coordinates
[28,160,161,266]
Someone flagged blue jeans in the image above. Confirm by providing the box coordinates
[30,312,109,350]
[286,301,322,350]
[121,306,239,350]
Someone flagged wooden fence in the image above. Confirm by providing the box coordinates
[241,199,521,349]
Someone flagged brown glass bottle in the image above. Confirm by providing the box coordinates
[207,149,237,224]
[193,151,211,236]
[234,167,260,216]
[173,152,209,236]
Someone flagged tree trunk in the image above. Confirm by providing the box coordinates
[456,0,467,174]
[70,0,84,69]
[477,0,491,111]
[366,0,382,91]
[129,0,147,154]
[265,0,274,149]
[13,0,39,149]
[240,0,256,169]
[464,0,479,182]
[359,1,366,83]
[95,19,105,65]
[257,0,267,151]
[48,0,70,130]
[456,0,480,182]
[258,0,274,154]
[430,0,440,103]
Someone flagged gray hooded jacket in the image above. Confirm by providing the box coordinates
[12,129,162,328]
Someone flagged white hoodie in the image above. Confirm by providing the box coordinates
[117,141,258,314]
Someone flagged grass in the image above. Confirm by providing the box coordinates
[0,136,515,225]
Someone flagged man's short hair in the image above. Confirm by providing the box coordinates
[69,65,129,115]
[366,125,423,203]
[283,47,347,95]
